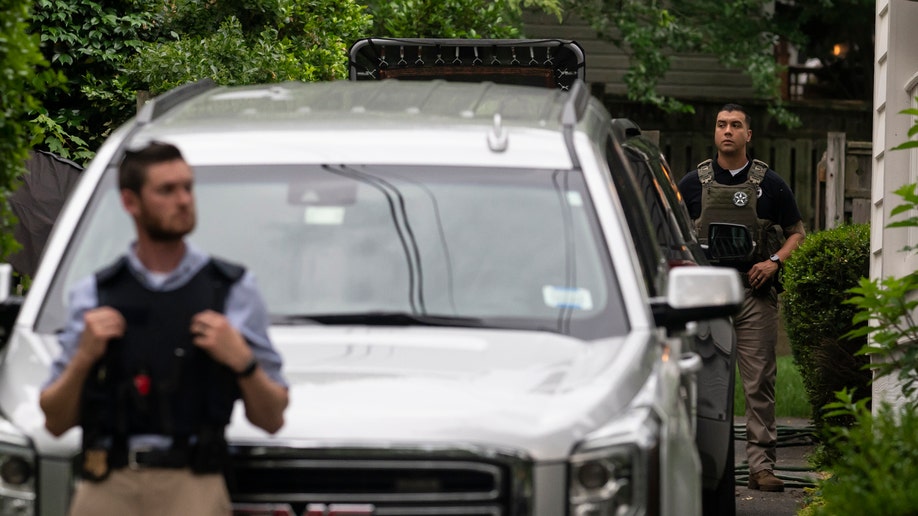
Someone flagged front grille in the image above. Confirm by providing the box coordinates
[225,445,533,516]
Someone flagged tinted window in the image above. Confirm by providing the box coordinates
[604,137,665,296]
[621,146,697,266]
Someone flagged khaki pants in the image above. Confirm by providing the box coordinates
[735,286,779,474]
[69,468,231,516]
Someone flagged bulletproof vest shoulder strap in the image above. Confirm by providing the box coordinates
[749,159,769,186]
[95,256,129,286]
[210,256,245,284]
[190,258,246,430]
[697,159,714,185]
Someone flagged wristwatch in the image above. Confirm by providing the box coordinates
[237,357,259,378]
[769,254,782,268]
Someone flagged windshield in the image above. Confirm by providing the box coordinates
[38,164,626,339]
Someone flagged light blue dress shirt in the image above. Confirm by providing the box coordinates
[46,242,287,389]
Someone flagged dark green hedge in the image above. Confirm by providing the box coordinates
[781,223,871,432]
[0,0,45,261]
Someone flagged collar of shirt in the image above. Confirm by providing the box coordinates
[712,157,752,184]
[124,241,211,291]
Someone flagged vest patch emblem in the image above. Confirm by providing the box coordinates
[733,191,749,207]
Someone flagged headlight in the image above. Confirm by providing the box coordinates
[0,418,36,516]
[569,408,660,516]
[0,442,36,516]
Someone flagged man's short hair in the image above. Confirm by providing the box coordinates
[119,141,185,193]
[718,103,751,128]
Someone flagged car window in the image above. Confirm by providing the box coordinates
[603,137,666,296]
[621,147,701,266]
[37,164,627,340]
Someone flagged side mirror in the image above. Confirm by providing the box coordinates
[652,266,743,331]
[704,223,755,263]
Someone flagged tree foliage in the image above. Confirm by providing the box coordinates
[0,0,57,261]
[30,0,151,162]
[24,0,873,160]
[366,0,559,38]
[27,0,374,162]
[125,0,372,94]
[22,0,875,160]
[25,0,567,164]
[564,0,875,128]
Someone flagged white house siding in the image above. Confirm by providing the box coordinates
[872,0,918,410]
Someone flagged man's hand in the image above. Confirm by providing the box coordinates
[191,309,252,373]
[191,309,288,434]
[747,259,780,289]
[41,306,124,437]
[78,307,125,362]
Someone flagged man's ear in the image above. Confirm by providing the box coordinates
[121,189,141,217]
[747,129,752,143]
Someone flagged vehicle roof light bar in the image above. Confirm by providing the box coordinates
[349,38,585,91]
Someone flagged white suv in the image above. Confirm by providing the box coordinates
[0,71,741,516]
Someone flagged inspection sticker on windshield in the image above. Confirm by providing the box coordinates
[542,286,593,310]
[566,191,583,207]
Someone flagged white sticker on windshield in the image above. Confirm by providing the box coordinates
[566,191,583,207]
[542,286,594,310]
[304,206,345,225]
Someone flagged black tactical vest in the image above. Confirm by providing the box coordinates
[81,257,245,449]
[694,159,776,264]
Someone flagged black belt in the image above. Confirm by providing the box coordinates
[131,446,190,469]
[109,445,192,470]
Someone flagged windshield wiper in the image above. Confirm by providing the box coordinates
[273,311,486,328]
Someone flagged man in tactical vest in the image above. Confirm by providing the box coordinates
[678,104,806,493]
[40,142,289,515]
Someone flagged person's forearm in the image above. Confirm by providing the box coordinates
[776,231,805,262]
[239,370,288,434]
[39,351,96,436]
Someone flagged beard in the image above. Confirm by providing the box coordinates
[139,206,195,242]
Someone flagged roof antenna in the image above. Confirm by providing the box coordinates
[487,113,509,152]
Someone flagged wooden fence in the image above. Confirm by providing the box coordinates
[656,132,871,233]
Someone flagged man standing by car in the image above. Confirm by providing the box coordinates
[39,142,289,515]
[678,104,806,493]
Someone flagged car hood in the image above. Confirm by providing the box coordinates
[13,326,654,461]
[230,326,653,460]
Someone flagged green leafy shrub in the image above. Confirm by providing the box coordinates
[781,224,871,433]
[810,391,918,516]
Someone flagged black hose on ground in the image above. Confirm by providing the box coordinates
[733,423,820,489]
